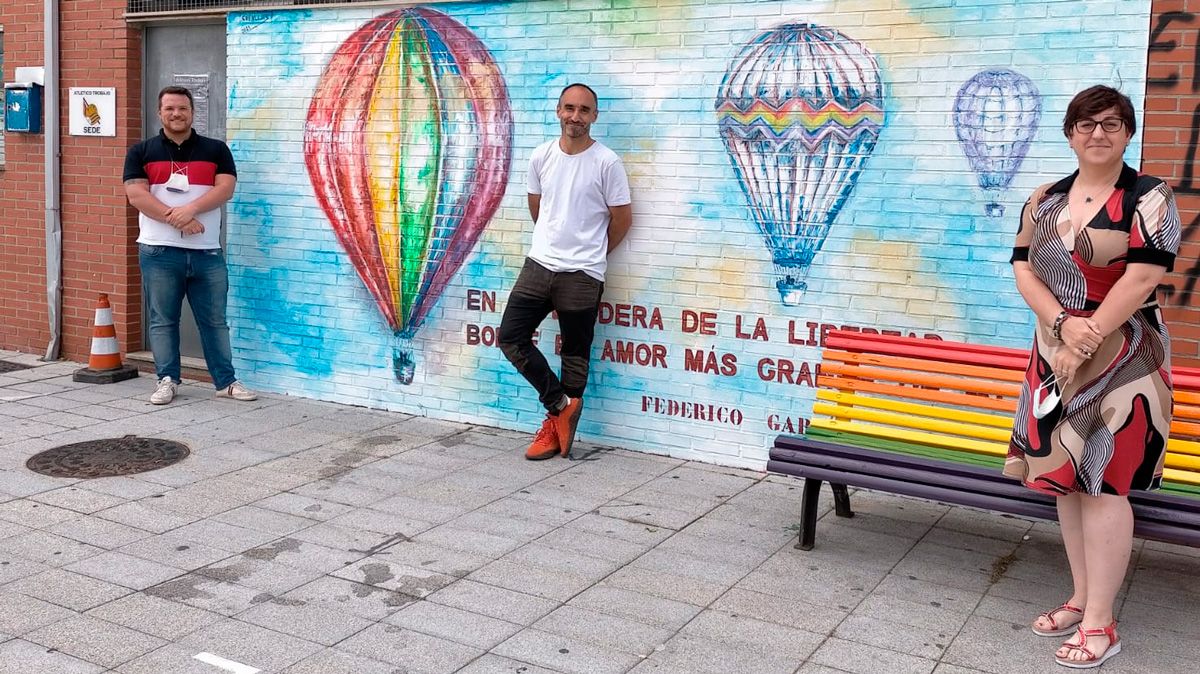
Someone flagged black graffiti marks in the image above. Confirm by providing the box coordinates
[1145,12,1200,308]
[1148,12,1200,198]
[1149,12,1199,91]
[1176,105,1200,196]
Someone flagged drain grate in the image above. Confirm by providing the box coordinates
[0,360,34,373]
[26,436,190,478]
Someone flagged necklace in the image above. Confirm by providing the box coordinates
[1075,167,1122,204]
[1075,183,1112,204]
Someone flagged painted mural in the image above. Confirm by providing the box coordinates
[953,69,1042,218]
[225,0,1153,469]
[303,8,513,384]
[716,23,885,306]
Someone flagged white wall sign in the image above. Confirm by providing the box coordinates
[68,88,116,137]
[173,75,210,136]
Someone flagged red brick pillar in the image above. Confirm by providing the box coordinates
[59,3,143,362]
[0,2,50,354]
[0,2,142,360]
[1145,1,1200,366]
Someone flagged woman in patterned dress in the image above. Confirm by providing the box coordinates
[1008,86,1181,668]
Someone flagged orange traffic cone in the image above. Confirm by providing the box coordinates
[73,293,139,384]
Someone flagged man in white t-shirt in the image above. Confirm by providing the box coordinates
[498,83,633,460]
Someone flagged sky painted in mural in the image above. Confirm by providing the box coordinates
[225,0,1152,467]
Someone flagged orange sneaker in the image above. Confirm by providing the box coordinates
[554,397,583,458]
[525,415,560,461]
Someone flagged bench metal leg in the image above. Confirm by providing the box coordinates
[795,477,822,551]
[831,483,854,519]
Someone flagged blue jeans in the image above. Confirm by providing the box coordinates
[138,244,236,389]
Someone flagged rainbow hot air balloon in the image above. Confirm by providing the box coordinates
[954,69,1041,217]
[716,23,885,305]
[304,8,512,384]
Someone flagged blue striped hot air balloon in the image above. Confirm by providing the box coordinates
[716,23,885,305]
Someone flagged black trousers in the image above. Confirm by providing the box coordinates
[498,258,604,412]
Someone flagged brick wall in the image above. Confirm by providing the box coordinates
[0,1,141,360]
[59,3,143,364]
[0,1,49,354]
[224,0,1159,467]
[1145,0,1200,360]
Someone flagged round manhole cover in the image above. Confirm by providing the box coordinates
[26,435,190,478]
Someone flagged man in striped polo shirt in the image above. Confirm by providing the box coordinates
[123,86,256,405]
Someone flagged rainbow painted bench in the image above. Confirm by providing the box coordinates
[769,330,1200,550]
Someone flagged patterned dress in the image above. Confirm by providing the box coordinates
[1007,164,1181,496]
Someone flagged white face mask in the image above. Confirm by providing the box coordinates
[1033,374,1063,419]
[164,171,190,193]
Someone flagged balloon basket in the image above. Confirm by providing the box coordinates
[985,202,1005,218]
[776,278,807,306]
[393,349,415,385]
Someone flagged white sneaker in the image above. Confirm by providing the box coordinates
[217,380,257,401]
[150,377,177,405]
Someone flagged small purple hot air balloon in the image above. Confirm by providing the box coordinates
[954,69,1041,217]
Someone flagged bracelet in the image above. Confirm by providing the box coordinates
[1051,310,1069,341]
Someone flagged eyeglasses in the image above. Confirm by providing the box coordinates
[1074,117,1125,134]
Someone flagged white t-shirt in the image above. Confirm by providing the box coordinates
[527,139,631,282]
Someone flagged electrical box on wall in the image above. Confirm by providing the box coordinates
[5,67,47,134]
[5,84,43,133]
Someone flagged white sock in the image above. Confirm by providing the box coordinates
[555,395,570,412]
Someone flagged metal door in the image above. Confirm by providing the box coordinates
[142,23,227,361]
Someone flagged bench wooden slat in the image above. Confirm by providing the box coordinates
[1163,467,1200,486]
[1162,480,1200,497]
[1175,390,1200,405]
[1169,437,1200,457]
[1175,370,1200,391]
[812,403,1013,443]
[816,390,1013,429]
[820,362,1022,397]
[1171,418,1200,438]
[809,418,1008,456]
[1172,403,1200,421]
[772,445,1051,503]
[1165,454,1200,474]
[806,426,1003,468]
[822,349,1026,382]
[824,333,1029,369]
[822,376,1018,413]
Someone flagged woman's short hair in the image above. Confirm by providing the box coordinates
[1062,85,1136,137]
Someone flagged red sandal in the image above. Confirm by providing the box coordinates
[1032,602,1084,637]
[1055,622,1120,669]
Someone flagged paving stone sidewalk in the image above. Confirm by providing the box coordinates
[1,350,1197,674]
